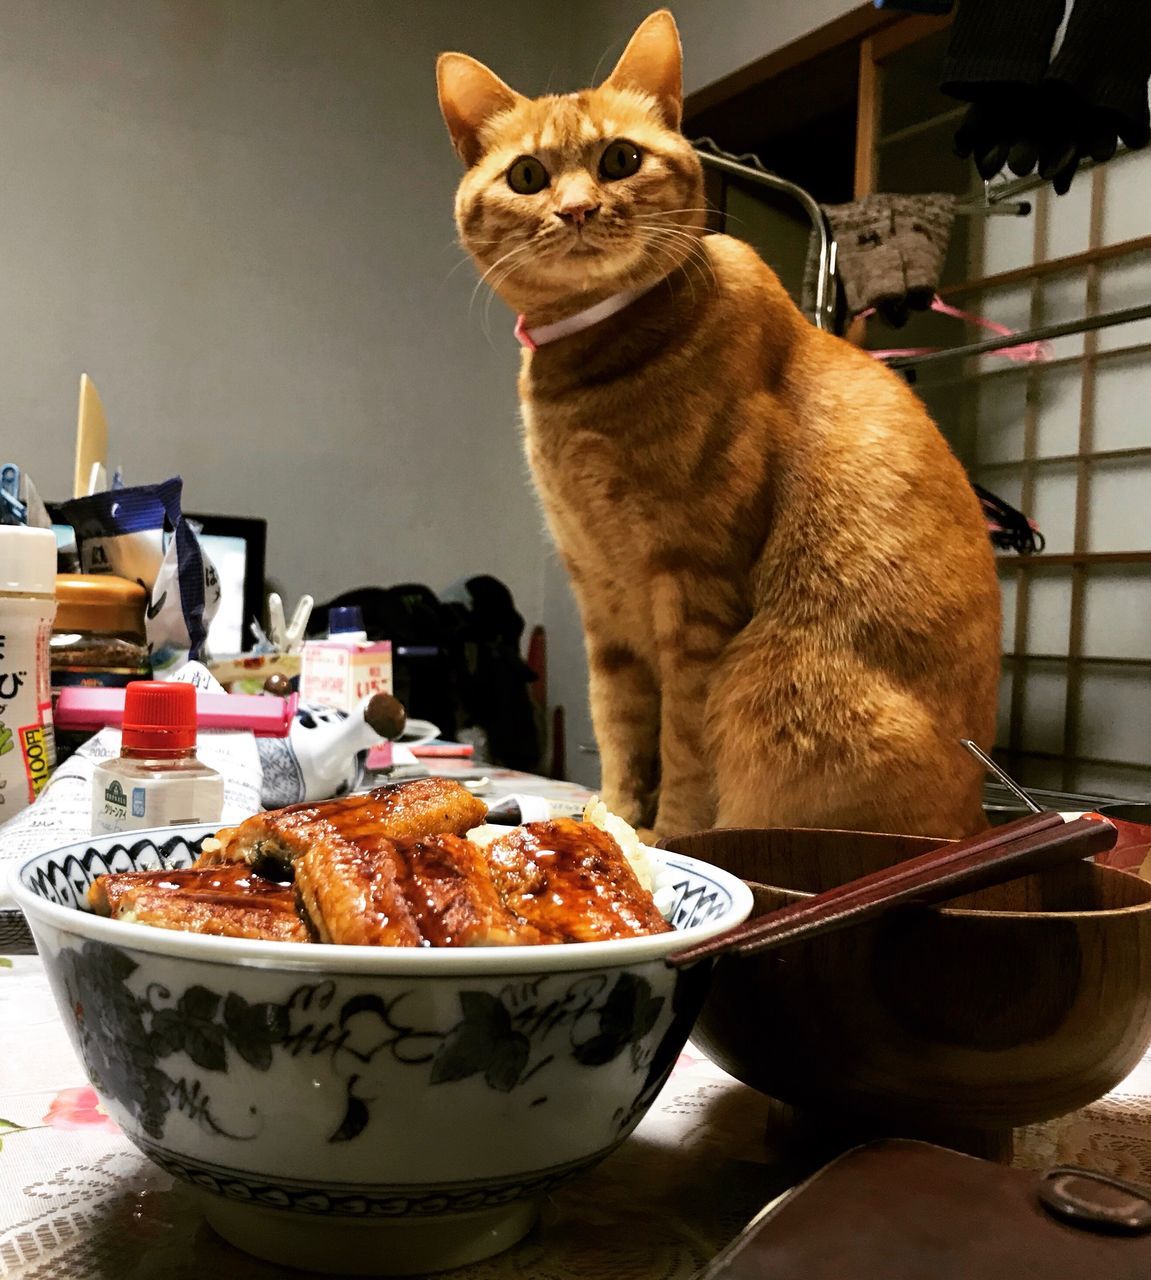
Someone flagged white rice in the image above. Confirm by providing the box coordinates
[581,796,655,893]
[465,824,505,849]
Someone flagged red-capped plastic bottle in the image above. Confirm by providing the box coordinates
[90,681,224,834]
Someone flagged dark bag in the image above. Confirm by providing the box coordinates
[309,584,467,738]
[455,575,540,772]
[311,577,540,771]
[698,1139,1151,1280]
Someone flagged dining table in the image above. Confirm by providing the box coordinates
[5,756,1151,1278]
[4,938,1151,1280]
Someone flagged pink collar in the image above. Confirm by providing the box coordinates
[514,283,656,351]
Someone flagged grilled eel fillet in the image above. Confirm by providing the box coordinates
[486,819,672,942]
[197,778,488,874]
[295,832,544,946]
[92,787,669,947]
[88,864,309,942]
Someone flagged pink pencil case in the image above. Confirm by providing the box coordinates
[55,686,298,737]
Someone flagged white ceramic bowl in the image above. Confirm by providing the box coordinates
[12,826,752,1276]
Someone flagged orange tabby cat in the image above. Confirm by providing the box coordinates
[437,10,1001,839]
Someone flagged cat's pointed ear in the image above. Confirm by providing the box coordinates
[604,10,683,130]
[437,52,523,166]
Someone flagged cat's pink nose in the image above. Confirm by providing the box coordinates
[555,201,600,228]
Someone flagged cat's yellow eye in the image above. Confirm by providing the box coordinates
[506,156,549,195]
[599,139,642,181]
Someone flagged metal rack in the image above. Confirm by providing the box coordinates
[691,139,1151,392]
[692,137,838,332]
[885,302,1151,370]
[692,138,1035,337]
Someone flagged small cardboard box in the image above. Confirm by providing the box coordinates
[299,640,392,713]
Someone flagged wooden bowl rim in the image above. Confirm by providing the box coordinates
[658,825,1151,922]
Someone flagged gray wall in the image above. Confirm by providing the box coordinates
[0,0,578,623]
[0,0,856,781]
[572,0,860,92]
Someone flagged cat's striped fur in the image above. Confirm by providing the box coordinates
[438,11,1001,838]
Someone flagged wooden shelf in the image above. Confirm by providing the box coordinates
[996,746,1151,775]
[1002,653,1151,669]
[916,340,1151,390]
[946,235,1151,299]
[980,445,1151,470]
[878,105,966,148]
[997,551,1151,569]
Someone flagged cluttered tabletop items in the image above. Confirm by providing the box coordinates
[6,381,1151,1278]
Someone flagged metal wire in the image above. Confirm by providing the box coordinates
[884,302,1151,370]
[692,137,837,333]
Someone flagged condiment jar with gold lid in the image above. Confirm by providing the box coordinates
[51,575,151,762]
[50,574,150,696]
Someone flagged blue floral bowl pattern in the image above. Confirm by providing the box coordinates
[12,826,752,1275]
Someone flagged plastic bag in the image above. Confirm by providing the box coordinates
[53,477,220,671]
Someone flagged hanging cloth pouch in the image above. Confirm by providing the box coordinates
[53,477,220,669]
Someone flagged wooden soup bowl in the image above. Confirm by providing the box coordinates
[664,828,1151,1152]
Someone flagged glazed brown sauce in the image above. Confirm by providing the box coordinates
[274,778,477,841]
[388,836,489,948]
[495,821,670,941]
[525,833,599,902]
[108,812,665,946]
[156,865,297,913]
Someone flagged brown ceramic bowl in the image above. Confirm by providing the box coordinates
[663,828,1151,1144]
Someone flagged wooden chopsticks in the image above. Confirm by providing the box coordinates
[667,811,1117,968]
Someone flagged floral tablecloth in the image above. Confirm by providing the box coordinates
[3,950,1151,1279]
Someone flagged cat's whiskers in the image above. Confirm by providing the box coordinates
[463,212,714,334]
[469,239,535,314]
[635,214,709,235]
[636,216,708,231]
[649,222,713,264]
[482,259,542,342]
[641,225,718,294]
[639,207,715,221]
[643,228,717,281]
[483,257,533,333]
[448,232,530,290]
[654,243,714,307]
[469,240,538,347]
[668,239,714,303]
[479,232,598,337]
[636,229,704,308]
[638,222,714,259]
[649,239,698,308]
[443,248,496,287]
